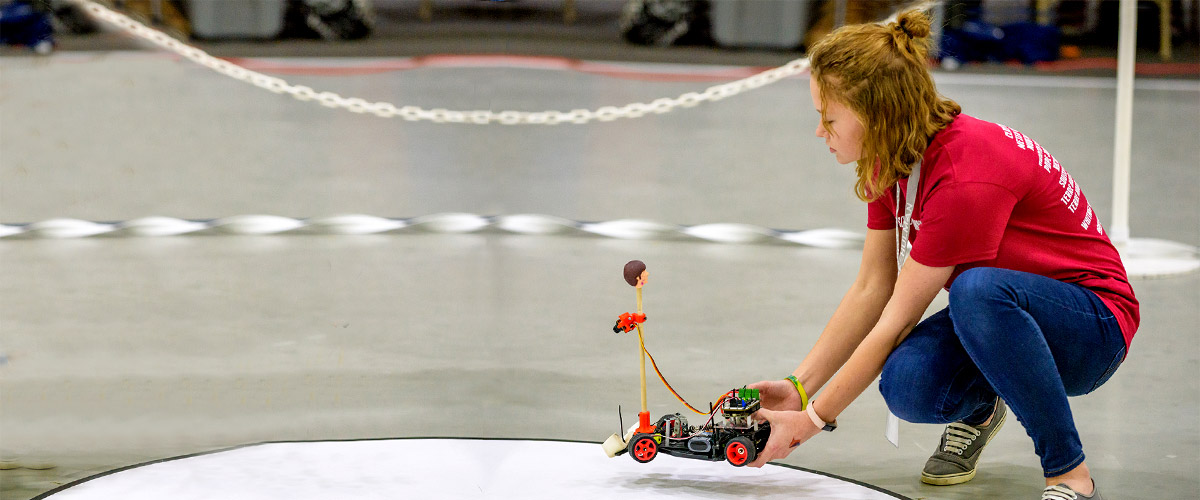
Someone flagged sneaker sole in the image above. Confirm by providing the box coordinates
[921,468,976,485]
[919,405,1008,486]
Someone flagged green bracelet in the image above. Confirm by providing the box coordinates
[785,375,810,410]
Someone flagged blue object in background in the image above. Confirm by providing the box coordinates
[0,0,54,53]
[999,22,1061,65]
[942,19,1060,66]
[941,19,1006,64]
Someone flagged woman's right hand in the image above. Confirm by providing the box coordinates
[746,379,805,412]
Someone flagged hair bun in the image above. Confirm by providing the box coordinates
[895,10,931,39]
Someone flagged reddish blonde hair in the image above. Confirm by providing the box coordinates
[808,10,961,202]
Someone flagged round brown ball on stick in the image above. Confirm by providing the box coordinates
[624,260,647,287]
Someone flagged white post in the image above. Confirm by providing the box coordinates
[1111,0,1137,247]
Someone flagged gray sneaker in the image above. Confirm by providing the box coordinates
[920,398,1007,485]
[1042,481,1103,499]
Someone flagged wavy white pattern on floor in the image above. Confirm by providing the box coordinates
[5,214,1194,278]
[0,214,867,248]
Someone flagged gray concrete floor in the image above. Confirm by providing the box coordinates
[1,9,1199,499]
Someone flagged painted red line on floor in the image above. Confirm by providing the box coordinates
[1033,57,1200,76]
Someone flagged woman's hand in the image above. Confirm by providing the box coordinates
[745,379,805,412]
[747,408,821,468]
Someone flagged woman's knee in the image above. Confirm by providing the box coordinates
[879,350,949,423]
[948,267,1011,310]
[948,268,1023,353]
[880,309,962,423]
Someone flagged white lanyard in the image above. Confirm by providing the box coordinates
[885,161,920,448]
[895,161,922,270]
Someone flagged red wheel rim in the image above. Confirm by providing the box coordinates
[633,438,656,461]
[727,442,748,465]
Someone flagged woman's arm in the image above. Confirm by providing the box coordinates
[790,228,899,396]
[814,258,953,422]
[748,258,952,467]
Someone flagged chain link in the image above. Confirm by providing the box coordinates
[73,0,810,125]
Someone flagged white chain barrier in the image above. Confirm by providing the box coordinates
[72,0,933,124]
[72,0,811,124]
[0,214,865,248]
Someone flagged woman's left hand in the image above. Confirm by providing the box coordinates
[747,407,822,468]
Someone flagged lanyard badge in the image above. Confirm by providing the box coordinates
[895,161,921,270]
[886,161,921,448]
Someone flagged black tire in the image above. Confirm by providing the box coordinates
[724,436,754,467]
[627,434,658,463]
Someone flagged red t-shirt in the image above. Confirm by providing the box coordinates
[868,114,1139,349]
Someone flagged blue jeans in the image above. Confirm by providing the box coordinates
[879,268,1126,477]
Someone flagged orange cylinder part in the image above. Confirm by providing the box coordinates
[638,411,655,434]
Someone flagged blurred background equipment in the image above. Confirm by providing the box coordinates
[416,0,578,23]
[288,0,374,40]
[0,0,56,53]
[709,0,812,49]
[108,0,190,36]
[187,0,373,40]
[46,0,99,33]
[620,0,711,46]
[15,0,1197,68]
[939,0,1185,66]
[939,1,1063,66]
[804,0,907,48]
[185,0,285,39]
